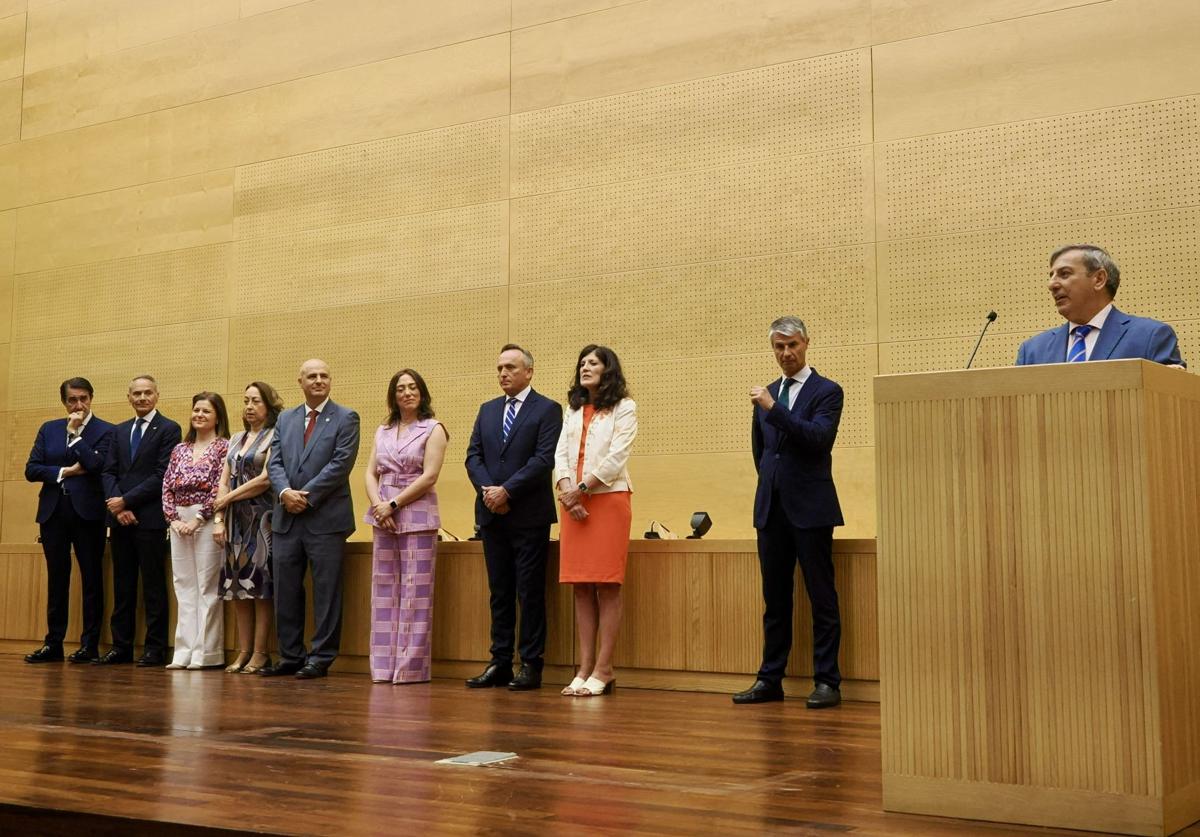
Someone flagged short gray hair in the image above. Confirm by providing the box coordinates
[1051,244,1121,297]
[129,374,158,390]
[500,343,534,368]
[767,316,808,341]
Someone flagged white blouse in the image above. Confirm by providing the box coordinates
[553,398,637,493]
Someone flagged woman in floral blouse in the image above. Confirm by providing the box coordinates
[163,392,230,670]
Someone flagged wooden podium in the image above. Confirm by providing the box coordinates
[874,360,1200,836]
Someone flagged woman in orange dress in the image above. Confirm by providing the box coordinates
[554,345,637,697]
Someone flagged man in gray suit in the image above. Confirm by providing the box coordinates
[261,359,360,679]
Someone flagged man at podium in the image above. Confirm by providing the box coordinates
[1015,244,1185,366]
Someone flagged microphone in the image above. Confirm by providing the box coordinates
[966,311,998,369]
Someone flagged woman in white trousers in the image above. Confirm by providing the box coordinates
[162,392,230,670]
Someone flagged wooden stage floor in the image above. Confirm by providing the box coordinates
[1,654,1191,837]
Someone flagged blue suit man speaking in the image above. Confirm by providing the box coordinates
[262,358,360,679]
[1016,244,1185,367]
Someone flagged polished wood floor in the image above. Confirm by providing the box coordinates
[0,654,1193,837]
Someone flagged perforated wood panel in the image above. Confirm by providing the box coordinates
[234,203,507,315]
[512,146,873,282]
[878,333,1027,375]
[511,247,876,361]
[14,171,235,274]
[13,244,231,340]
[235,118,508,239]
[6,320,229,413]
[511,50,870,196]
[877,97,1200,240]
[880,205,1200,342]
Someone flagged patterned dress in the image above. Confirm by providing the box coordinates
[365,420,443,683]
[220,429,274,601]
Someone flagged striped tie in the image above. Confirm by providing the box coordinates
[1068,325,1094,362]
[501,397,517,443]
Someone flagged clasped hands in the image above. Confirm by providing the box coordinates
[170,517,202,537]
[105,496,138,527]
[481,485,510,515]
[556,481,588,521]
[280,488,310,514]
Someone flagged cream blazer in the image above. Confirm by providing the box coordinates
[553,397,637,493]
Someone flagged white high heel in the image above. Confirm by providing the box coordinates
[576,675,615,696]
[561,676,587,696]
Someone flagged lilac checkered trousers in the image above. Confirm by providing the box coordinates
[370,530,437,683]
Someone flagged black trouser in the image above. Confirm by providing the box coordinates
[39,500,106,650]
[109,524,170,654]
[273,527,346,668]
[481,521,550,670]
[756,500,841,688]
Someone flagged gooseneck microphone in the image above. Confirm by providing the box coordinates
[966,310,998,369]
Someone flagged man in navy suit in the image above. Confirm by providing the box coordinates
[464,345,562,691]
[734,317,845,709]
[262,358,360,680]
[101,375,182,666]
[23,377,114,664]
[1016,244,1185,367]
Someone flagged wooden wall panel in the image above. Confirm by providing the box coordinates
[512,0,641,30]
[876,98,1200,242]
[13,244,232,340]
[0,341,9,414]
[511,146,874,282]
[0,76,20,143]
[873,0,1200,140]
[0,12,23,79]
[23,1,238,75]
[869,0,1095,44]
[21,0,509,138]
[233,203,508,316]
[239,0,310,17]
[7,35,511,210]
[0,2,26,20]
[511,0,870,112]
[235,117,508,240]
[0,478,35,542]
[511,50,870,196]
[13,170,234,274]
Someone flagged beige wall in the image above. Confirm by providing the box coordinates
[1,0,1198,543]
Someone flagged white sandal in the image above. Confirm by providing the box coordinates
[561,676,587,696]
[576,675,615,696]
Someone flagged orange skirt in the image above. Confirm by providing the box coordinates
[558,491,631,584]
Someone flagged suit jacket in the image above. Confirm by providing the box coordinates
[102,413,183,530]
[1015,306,1184,366]
[465,389,562,529]
[26,415,115,524]
[752,370,844,530]
[268,400,361,536]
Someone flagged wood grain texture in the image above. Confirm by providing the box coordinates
[876,360,1200,835]
[0,654,1159,837]
[0,12,23,80]
[869,0,1098,44]
[0,76,19,144]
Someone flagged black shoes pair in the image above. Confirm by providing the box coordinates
[258,660,327,679]
[466,662,541,691]
[25,645,99,664]
[731,679,841,709]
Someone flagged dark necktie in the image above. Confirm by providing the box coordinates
[502,398,517,443]
[1068,325,1094,362]
[778,377,794,408]
[303,409,318,445]
[130,418,145,457]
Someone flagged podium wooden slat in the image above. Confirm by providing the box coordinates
[875,360,1200,836]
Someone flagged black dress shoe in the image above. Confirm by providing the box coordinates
[508,664,542,691]
[95,648,134,665]
[24,645,64,664]
[465,662,513,688]
[136,652,166,667]
[732,679,785,705]
[258,660,304,677]
[806,682,841,709]
[294,663,327,679]
[67,647,100,664]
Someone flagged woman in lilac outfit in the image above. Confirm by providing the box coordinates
[363,369,448,684]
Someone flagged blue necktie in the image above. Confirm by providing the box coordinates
[1068,325,1094,362]
[130,418,145,457]
[501,398,517,443]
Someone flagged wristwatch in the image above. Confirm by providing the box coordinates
[389,499,398,509]
[578,482,589,494]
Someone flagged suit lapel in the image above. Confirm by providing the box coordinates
[791,371,819,417]
[1091,307,1128,361]
[130,417,158,466]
